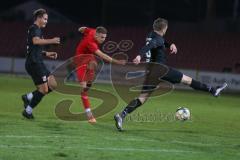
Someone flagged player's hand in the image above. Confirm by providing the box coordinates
[133,55,141,65]
[51,37,60,44]
[78,27,87,33]
[46,52,58,59]
[170,43,177,54]
[115,59,127,65]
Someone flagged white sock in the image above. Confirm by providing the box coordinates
[85,108,93,117]
[85,108,91,113]
[27,93,33,101]
[25,105,33,114]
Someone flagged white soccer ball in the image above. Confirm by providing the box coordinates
[175,107,190,121]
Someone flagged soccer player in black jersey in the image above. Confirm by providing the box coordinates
[114,18,227,131]
[21,9,60,119]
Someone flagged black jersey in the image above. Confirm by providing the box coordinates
[26,24,44,64]
[139,31,170,64]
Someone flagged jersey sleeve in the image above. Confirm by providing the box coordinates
[83,28,94,35]
[139,38,164,56]
[31,27,41,38]
[164,41,170,48]
[88,42,99,53]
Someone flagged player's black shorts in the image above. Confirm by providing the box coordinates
[141,63,183,93]
[161,67,183,84]
[25,62,50,85]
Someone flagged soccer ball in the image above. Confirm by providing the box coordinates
[175,107,190,121]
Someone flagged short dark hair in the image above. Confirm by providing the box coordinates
[96,26,107,34]
[153,18,168,31]
[33,8,47,21]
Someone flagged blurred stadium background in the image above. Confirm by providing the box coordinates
[0,0,240,91]
[0,0,240,160]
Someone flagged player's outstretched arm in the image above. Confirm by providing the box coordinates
[95,49,126,65]
[32,37,60,45]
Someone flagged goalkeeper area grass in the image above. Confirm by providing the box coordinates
[0,75,240,160]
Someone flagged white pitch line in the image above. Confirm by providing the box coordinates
[0,144,199,154]
[0,144,53,149]
[0,135,158,143]
[0,135,61,138]
[0,135,156,142]
[0,135,227,148]
[86,146,200,153]
[104,137,156,142]
[171,140,221,146]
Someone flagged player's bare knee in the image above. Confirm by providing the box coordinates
[138,95,148,104]
[79,81,87,92]
[81,82,92,92]
[181,75,192,85]
[138,97,146,104]
[42,87,49,94]
[38,86,48,95]
[48,75,57,90]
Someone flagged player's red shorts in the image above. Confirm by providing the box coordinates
[74,54,97,82]
[76,63,95,82]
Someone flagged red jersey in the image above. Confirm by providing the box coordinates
[75,28,99,65]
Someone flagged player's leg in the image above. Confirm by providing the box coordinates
[114,64,163,131]
[114,92,150,131]
[22,63,50,119]
[22,75,55,108]
[121,93,149,118]
[84,60,97,123]
[79,81,96,123]
[114,74,156,131]
[22,82,48,119]
[116,67,178,123]
[121,62,168,115]
[181,74,227,96]
[77,61,97,123]
[181,74,213,92]
[162,67,227,96]
[22,64,35,108]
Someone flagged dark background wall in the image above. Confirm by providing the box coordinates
[0,0,239,73]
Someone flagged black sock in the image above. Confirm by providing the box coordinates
[190,79,214,94]
[120,99,142,118]
[29,90,45,109]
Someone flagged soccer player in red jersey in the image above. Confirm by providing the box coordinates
[74,26,125,123]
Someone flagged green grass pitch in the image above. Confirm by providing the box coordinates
[0,75,240,160]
